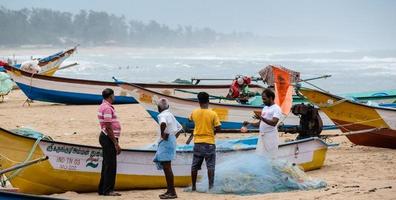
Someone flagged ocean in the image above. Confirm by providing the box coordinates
[1,47,395,94]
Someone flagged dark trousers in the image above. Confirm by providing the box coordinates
[98,132,117,195]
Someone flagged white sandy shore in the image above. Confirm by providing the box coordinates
[0,90,395,200]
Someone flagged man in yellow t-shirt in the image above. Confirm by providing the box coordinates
[189,92,221,191]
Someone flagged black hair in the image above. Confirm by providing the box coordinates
[102,88,114,99]
[262,88,275,100]
[197,92,209,104]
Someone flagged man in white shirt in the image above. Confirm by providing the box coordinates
[243,89,282,156]
[153,98,182,199]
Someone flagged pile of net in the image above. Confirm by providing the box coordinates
[143,136,258,151]
[193,153,326,194]
[0,72,13,96]
[11,128,53,141]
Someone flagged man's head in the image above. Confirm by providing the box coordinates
[157,98,169,113]
[262,88,275,106]
[102,88,115,103]
[197,92,209,108]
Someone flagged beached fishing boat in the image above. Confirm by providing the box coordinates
[292,89,396,106]
[0,191,65,200]
[118,83,336,130]
[0,46,77,76]
[298,88,396,149]
[4,63,392,108]
[0,127,329,195]
[4,65,136,104]
[3,65,265,105]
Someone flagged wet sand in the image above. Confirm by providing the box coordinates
[1,90,395,200]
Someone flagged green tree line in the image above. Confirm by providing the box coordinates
[0,7,255,47]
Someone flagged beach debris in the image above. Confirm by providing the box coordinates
[368,188,377,193]
[344,185,360,188]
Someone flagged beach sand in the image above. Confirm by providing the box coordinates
[0,90,395,200]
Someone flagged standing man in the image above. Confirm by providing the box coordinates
[97,88,122,196]
[153,98,182,199]
[243,89,282,156]
[189,92,221,191]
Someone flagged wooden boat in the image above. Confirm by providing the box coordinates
[3,65,264,105]
[293,89,396,105]
[0,46,77,76]
[0,127,329,195]
[33,46,78,76]
[174,87,396,106]
[4,65,136,104]
[0,191,65,200]
[298,88,396,149]
[118,83,336,130]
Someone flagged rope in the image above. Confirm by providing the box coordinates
[0,153,23,164]
[332,117,387,129]
[0,136,43,184]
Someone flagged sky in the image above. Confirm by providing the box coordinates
[1,0,395,49]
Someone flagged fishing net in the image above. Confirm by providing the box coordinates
[0,72,13,96]
[248,95,263,106]
[11,128,53,141]
[142,136,258,151]
[192,153,326,194]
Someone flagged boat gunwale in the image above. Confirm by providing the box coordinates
[4,65,264,89]
[298,87,396,112]
[120,82,264,109]
[38,47,76,66]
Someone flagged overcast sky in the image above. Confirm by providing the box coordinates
[1,0,395,49]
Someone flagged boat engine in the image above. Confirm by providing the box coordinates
[279,103,323,140]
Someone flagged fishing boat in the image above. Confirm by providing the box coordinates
[118,82,336,130]
[0,127,329,195]
[3,65,264,105]
[0,46,77,76]
[292,89,396,106]
[4,65,136,104]
[0,191,65,200]
[298,88,396,149]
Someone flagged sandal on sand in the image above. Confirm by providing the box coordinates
[159,193,177,199]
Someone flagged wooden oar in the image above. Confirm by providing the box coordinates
[57,62,79,71]
[0,156,48,175]
[190,77,262,85]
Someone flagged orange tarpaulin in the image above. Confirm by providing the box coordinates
[272,66,293,115]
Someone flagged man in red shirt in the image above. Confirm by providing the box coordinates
[97,88,122,196]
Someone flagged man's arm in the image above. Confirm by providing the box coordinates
[213,113,222,135]
[160,122,168,140]
[261,117,279,127]
[243,120,260,127]
[214,125,221,135]
[104,122,121,155]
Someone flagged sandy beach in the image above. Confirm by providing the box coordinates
[1,90,395,200]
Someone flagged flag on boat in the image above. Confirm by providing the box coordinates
[259,65,300,114]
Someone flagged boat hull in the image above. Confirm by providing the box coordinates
[14,81,135,105]
[0,47,76,76]
[0,191,64,200]
[299,88,396,149]
[5,66,137,104]
[120,83,336,130]
[0,127,328,195]
[4,65,265,105]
